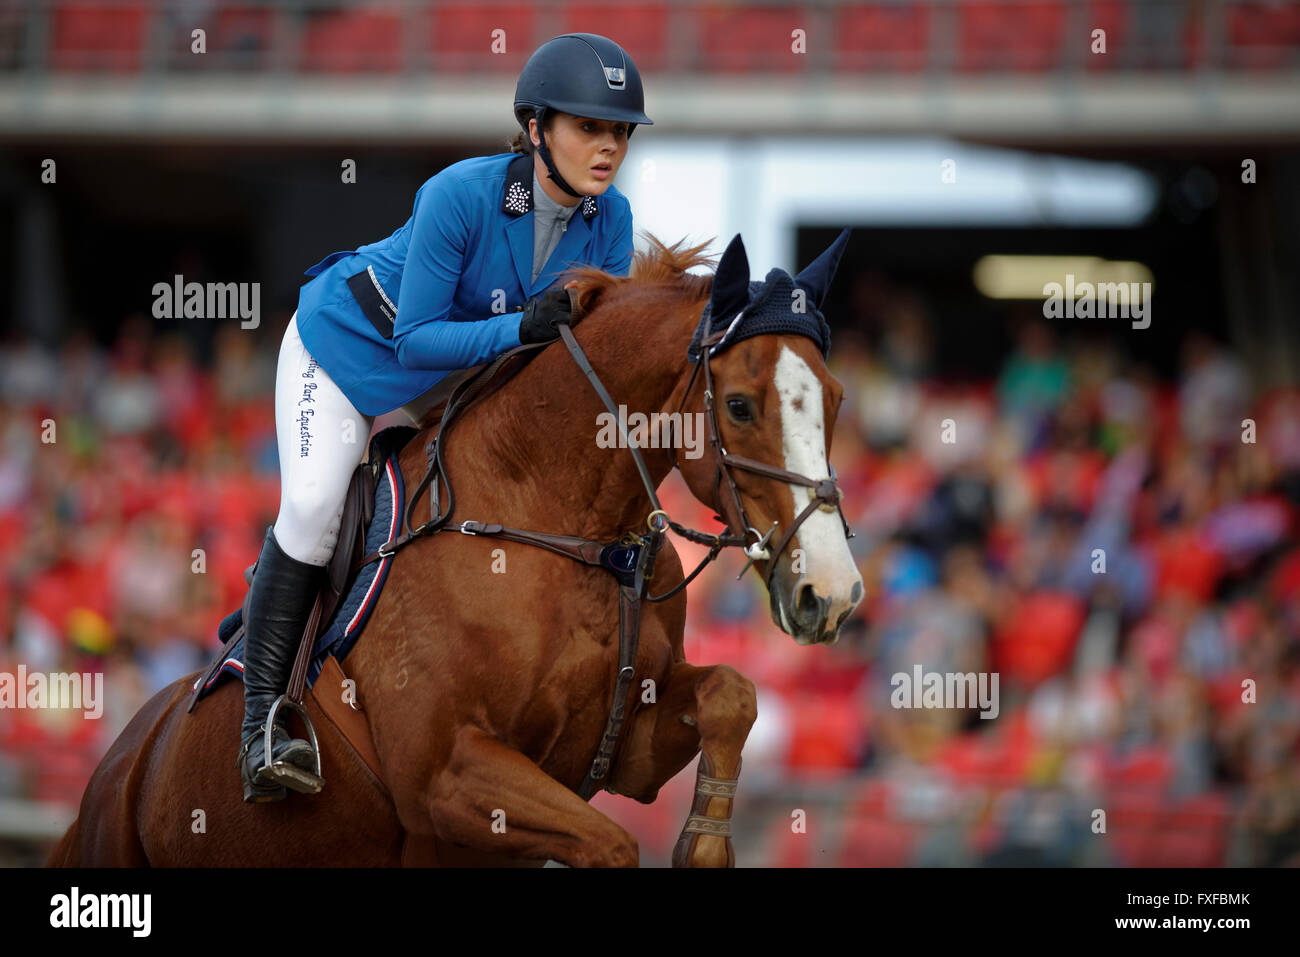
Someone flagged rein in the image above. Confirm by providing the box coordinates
[350,310,851,800]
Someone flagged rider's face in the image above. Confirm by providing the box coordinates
[530,112,629,204]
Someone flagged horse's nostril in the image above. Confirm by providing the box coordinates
[794,582,823,622]
[851,581,863,604]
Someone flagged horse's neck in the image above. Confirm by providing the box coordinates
[443,304,697,540]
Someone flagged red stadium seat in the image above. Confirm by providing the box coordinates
[1105,749,1174,788]
[990,591,1086,686]
[300,8,403,74]
[1144,830,1224,867]
[1106,787,1188,865]
[1227,1,1300,70]
[957,2,1067,73]
[50,2,149,73]
[1169,792,1233,830]
[833,3,932,73]
[561,5,669,72]
[1108,787,1168,828]
[1153,527,1225,603]
[1107,825,1152,865]
[695,4,810,73]
[430,3,537,71]
[785,692,865,770]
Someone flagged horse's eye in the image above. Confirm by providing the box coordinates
[726,397,753,422]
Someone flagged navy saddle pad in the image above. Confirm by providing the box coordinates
[193,425,413,700]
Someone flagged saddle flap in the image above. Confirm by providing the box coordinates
[309,654,387,789]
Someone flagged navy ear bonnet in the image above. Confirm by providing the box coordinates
[688,228,851,364]
[688,269,831,361]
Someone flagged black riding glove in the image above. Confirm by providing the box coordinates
[517,286,573,345]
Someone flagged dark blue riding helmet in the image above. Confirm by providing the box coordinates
[514,33,653,198]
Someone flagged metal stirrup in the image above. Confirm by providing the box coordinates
[261,695,325,792]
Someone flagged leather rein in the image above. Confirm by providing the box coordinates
[350,310,852,799]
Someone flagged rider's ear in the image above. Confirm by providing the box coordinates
[793,227,851,311]
[708,234,751,327]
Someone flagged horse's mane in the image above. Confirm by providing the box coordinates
[560,233,715,319]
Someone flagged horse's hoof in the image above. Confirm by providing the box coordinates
[671,832,735,867]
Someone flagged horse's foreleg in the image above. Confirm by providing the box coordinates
[609,661,757,868]
[426,726,641,867]
[670,664,756,867]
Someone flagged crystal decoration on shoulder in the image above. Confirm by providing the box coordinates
[506,181,530,214]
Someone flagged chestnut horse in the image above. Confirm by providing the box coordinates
[50,231,862,867]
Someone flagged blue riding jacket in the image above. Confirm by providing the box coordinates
[294,151,634,416]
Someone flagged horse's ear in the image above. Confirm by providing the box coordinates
[794,227,851,311]
[563,276,605,321]
[708,234,751,326]
[564,283,589,319]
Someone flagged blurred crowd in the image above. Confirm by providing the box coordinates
[2,291,1298,866]
[0,312,284,811]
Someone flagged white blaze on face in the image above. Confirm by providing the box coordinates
[773,346,862,626]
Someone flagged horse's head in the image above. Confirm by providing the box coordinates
[674,231,863,645]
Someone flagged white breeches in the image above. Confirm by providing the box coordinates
[271,312,376,566]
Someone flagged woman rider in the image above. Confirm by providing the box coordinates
[237,33,652,802]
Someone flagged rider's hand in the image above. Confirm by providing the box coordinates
[517,285,574,345]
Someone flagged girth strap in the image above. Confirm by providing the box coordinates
[576,525,664,801]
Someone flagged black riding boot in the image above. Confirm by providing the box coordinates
[237,526,325,802]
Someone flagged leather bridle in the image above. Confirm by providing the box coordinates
[653,310,854,599]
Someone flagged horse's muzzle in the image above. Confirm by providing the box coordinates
[772,574,863,645]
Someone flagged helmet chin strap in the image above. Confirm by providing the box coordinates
[532,107,586,200]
